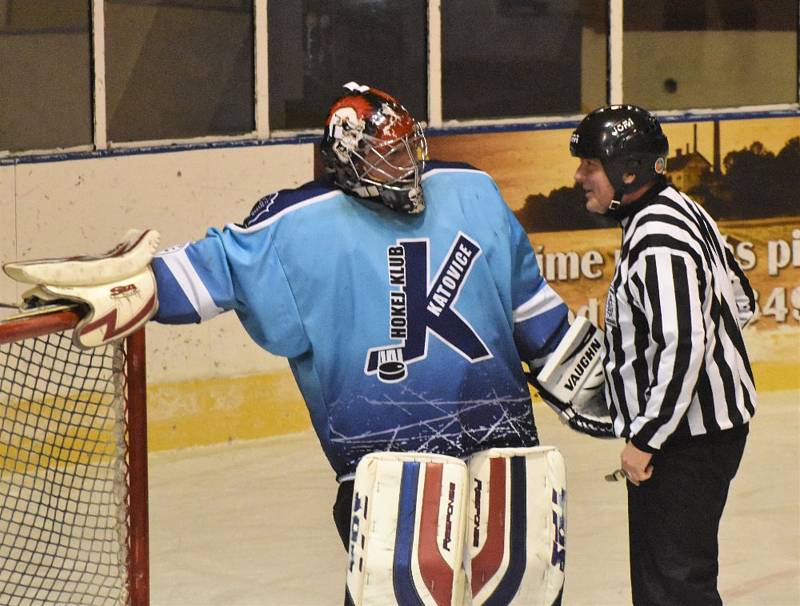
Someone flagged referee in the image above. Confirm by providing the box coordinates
[570,105,756,606]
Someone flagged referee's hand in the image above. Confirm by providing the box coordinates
[620,441,653,486]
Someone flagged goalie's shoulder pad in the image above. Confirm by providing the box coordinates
[4,229,159,287]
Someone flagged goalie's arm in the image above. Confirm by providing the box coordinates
[151,237,235,325]
[152,227,310,358]
[506,263,614,437]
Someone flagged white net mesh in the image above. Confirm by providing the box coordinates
[0,329,130,606]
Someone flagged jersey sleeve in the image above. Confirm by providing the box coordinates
[504,204,569,369]
[152,226,310,358]
[724,242,755,328]
[627,249,706,451]
[152,238,232,324]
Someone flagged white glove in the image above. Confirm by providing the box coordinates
[4,229,160,348]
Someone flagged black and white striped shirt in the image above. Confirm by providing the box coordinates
[603,180,757,452]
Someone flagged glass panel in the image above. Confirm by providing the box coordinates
[268,0,427,130]
[623,0,798,109]
[442,0,608,120]
[105,0,254,142]
[0,0,92,152]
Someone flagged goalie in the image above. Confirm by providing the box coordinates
[3,82,615,605]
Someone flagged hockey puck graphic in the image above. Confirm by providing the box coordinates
[378,360,406,382]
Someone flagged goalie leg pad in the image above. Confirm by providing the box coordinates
[465,447,566,606]
[347,452,469,606]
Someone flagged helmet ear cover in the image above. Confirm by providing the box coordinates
[604,152,665,195]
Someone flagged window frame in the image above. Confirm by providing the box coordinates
[0,0,797,162]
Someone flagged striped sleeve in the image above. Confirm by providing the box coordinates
[628,251,706,451]
[724,243,756,328]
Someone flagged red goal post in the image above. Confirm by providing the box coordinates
[0,308,149,606]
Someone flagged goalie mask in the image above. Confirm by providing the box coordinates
[570,105,668,209]
[320,82,428,214]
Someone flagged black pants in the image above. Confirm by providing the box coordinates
[627,425,748,606]
[334,480,356,606]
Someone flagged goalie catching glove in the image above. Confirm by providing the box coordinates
[531,316,615,438]
[3,229,160,349]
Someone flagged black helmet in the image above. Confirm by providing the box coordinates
[570,105,668,203]
[320,82,428,214]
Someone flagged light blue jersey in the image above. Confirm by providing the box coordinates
[153,161,568,479]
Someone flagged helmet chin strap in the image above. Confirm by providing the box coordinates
[605,184,627,218]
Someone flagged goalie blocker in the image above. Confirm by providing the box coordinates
[3,229,160,349]
[532,316,614,438]
[346,448,566,606]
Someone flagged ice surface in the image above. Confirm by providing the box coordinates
[149,389,800,606]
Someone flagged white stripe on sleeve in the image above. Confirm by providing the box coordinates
[512,283,563,323]
[158,246,224,322]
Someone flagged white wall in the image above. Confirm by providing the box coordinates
[624,31,797,108]
[0,142,315,383]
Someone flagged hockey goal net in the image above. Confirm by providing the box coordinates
[0,308,149,606]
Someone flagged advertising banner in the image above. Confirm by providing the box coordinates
[429,117,800,333]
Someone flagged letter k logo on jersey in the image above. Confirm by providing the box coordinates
[365,232,493,383]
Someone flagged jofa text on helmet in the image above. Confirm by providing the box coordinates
[612,117,635,135]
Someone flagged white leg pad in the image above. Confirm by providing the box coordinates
[464,447,566,606]
[347,452,469,606]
